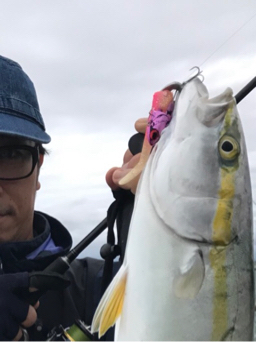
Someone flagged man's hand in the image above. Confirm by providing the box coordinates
[0,270,70,341]
[106,118,147,193]
[0,272,38,341]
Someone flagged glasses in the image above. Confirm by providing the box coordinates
[0,145,39,180]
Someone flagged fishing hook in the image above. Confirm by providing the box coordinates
[162,67,203,96]
[183,66,203,85]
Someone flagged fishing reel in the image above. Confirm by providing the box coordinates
[46,319,94,341]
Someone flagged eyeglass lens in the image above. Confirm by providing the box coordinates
[0,146,34,179]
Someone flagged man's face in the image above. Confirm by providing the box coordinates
[0,135,43,242]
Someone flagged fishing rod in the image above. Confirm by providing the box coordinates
[235,76,256,104]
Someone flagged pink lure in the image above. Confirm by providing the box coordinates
[146,90,174,146]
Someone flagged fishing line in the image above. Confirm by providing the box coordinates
[199,11,256,67]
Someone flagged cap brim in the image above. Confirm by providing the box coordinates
[0,112,51,143]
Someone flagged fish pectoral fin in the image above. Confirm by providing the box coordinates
[173,249,205,299]
[91,264,128,338]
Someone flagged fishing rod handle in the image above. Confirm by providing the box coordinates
[17,256,71,306]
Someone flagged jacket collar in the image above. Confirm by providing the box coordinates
[0,211,72,273]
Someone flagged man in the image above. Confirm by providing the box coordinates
[0,55,146,340]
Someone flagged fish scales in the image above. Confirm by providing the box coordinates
[91,77,254,340]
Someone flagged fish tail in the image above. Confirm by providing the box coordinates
[91,264,128,338]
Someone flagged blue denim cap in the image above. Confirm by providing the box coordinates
[0,55,51,143]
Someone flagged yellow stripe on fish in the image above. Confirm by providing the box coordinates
[210,104,236,341]
[209,247,229,341]
[212,168,235,245]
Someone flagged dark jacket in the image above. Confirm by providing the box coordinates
[0,190,134,341]
[0,212,110,340]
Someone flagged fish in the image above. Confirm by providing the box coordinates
[91,77,254,340]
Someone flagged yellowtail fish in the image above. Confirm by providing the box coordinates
[91,77,254,340]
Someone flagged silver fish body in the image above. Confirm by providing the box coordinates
[92,78,254,341]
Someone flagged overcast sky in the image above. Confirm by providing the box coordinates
[1,0,256,258]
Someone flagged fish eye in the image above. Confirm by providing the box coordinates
[218,135,240,160]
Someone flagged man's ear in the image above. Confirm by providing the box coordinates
[39,154,44,167]
[36,154,44,191]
